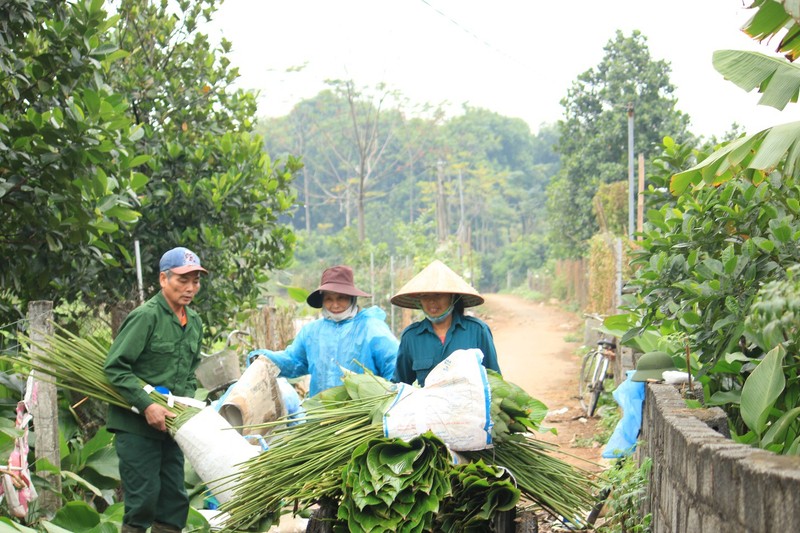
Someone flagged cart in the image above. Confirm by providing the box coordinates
[304,499,538,532]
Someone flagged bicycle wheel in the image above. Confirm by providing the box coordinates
[586,355,610,417]
[578,349,601,414]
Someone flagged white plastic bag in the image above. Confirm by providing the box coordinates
[382,348,493,451]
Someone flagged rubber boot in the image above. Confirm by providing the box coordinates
[151,522,182,533]
[121,525,146,533]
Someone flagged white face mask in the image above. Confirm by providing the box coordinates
[322,301,358,322]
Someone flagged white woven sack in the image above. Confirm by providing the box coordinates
[382,348,493,451]
[174,406,260,504]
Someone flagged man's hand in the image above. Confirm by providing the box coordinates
[143,403,176,432]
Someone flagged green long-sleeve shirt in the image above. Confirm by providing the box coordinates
[104,291,203,439]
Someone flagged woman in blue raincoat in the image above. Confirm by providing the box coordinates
[248,265,399,397]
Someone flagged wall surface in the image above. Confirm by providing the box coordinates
[639,383,800,533]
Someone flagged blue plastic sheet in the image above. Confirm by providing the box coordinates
[602,370,645,459]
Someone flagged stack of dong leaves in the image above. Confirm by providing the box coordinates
[219,371,596,532]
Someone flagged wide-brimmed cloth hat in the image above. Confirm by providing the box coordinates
[391,260,484,309]
[306,265,371,308]
[631,351,678,382]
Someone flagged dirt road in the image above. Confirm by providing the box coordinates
[477,293,604,469]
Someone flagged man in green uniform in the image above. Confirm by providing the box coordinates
[104,247,207,533]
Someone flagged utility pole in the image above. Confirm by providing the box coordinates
[627,103,635,239]
[436,160,447,242]
[457,168,465,259]
[304,168,311,232]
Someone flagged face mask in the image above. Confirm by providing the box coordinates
[322,300,358,322]
[422,296,456,324]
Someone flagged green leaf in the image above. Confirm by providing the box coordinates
[62,470,104,497]
[707,390,742,406]
[751,236,775,252]
[83,446,120,481]
[761,405,800,448]
[125,154,151,169]
[713,50,800,111]
[0,518,39,531]
[48,501,102,530]
[741,346,786,435]
[283,285,310,303]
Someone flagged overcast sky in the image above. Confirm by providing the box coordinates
[207,0,792,138]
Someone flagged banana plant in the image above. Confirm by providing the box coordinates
[671,0,800,195]
[734,345,800,453]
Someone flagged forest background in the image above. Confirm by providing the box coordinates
[0,0,739,345]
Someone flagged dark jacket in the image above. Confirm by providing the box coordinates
[104,292,203,439]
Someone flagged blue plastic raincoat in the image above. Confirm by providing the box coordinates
[249,306,398,397]
[602,370,645,458]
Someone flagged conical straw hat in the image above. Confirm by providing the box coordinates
[391,260,484,309]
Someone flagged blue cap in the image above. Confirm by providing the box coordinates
[159,247,208,274]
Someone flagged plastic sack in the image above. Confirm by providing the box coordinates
[174,406,260,504]
[383,348,492,451]
[218,356,286,437]
[602,370,645,459]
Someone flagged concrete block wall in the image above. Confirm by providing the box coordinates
[639,383,800,533]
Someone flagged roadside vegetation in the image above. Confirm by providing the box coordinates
[4,0,800,530]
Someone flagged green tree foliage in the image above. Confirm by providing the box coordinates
[548,30,691,258]
[622,2,800,451]
[1,0,299,337]
[627,137,800,439]
[261,88,561,291]
[0,0,145,320]
[100,0,299,334]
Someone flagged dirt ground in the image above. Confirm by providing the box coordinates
[477,294,608,531]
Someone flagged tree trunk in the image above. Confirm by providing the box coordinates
[111,300,137,338]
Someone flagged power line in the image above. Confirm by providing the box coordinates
[418,0,533,70]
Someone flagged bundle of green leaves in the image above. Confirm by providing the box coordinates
[336,432,452,533]
[486,369,549,441]
[435,459,520,532]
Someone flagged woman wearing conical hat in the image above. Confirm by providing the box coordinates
[391,260,501,386]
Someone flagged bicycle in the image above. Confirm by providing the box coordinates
[578,336,616,417]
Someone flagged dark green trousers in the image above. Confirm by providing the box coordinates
[115,432,189,530]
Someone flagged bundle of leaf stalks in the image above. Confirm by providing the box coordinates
[336,432,452,532]
[219,370,595,530]
[1,327,200,434]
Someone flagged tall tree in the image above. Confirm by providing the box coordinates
[548,30,691,258]
[0,0,144,322]
[101,0,299,333]
[324,80,405,241]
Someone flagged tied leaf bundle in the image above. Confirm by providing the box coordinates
[435,459,520,532]
[336,432,452,533]
[487,369,549,441]
[2,326,200,435]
